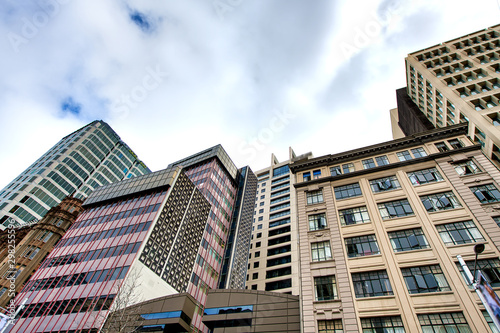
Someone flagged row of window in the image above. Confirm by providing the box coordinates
[73,202,160,229]
[57,221,152,248]
[45,242,141,268]
[28,265,129,292]
[316,264,450,301]
[310,221,484,261]
[20,294,116,318]
[303,146,447,182]
[318,312,472,333]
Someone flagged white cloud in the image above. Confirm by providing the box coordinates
[0,0,499,188]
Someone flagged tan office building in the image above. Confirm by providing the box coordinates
[291,124,500,332]
[246,148,312,296]
[403,24,500,168]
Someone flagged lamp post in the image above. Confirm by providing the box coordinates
[457,244,500,331]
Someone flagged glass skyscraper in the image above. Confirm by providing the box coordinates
[0,120,150,228]
[11,145,256,332]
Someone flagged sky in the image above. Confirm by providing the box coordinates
[0,0,499,188]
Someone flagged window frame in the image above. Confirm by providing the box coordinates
[378,199,414,220]
[314,275,338,301]
[307,190,324,205]
[369,176,401,193]
[338,206,371,226]
[388,228,430,252]
[334,183,362,200]
[420,191,462,212]
[308,213,327,231]
[401,264,451,294]
[345,234,380,258]
[352,270,393,298]
[436,220,485,245]
[311,241,332,262]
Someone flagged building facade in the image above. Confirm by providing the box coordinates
[0,120,150,228]
[11,145,254,332]
[218,166,258,290]
[291,124,500,332]
[246,148,312,296]
[0,197,83,310]
[102,289,300,333]
[403,24,500,168]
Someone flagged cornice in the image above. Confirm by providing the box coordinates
[294,144,480,189]
[290,124,468,173]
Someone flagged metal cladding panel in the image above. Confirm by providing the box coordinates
[83,166,178,207]
[169,145,238,181]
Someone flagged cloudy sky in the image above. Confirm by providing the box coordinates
[0,0,499,188]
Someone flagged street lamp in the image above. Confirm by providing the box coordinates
[472,243,485,283]
[457,244,500,331]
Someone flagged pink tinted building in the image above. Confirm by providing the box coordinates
[12,145,245,332]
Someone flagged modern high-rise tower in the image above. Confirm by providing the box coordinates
[11,145,256,333]
[398,24,500,167]
[0,120,150,228]
[246,148,312,296]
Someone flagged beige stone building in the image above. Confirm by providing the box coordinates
[291,124,500,332]
[245,148,312,296]
[403,24,500,168]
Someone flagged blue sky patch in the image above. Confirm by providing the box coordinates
[61,97,82,116]
[129,11,152,33]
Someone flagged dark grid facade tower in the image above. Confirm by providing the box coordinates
[218,166,258,289]
[0,120,150,228]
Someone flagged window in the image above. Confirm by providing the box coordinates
[252,272,258,279]
[453,159,480,176]
[388,228,430,252]
[396,151,412,161]
[369,176,400,193]
[253,262,259,268]
[378,199,414,220]
[448,139,463,149]
[313,170,321,179]
[401,265,450,294]
[36,230,54,243]
[330,166,341,176]
[260,202,264,206]
[436,221,485,245]
[360,316,405,333]
[261,189,265,193]
[435,142,449,152]
[318,320,343,333]
[307,190,324,205]
[311,241,332,262]
[334,183,362,200]
[22,246,41,260]
[257,224,262,230]
[273,165,289,178]
[411,147,428,158]
[257,233,262,238]
[258,216,263,221]
[485,311,500,333]
[494,216,500,227]
[314,276,338,301]
[352,270,393,298]
[408,168,444,185]
[418,313,471,332]
[251,284,257,290]
[265,278,291,291]
[302,172,311,182]
[345,235,380,258]
[457,258,500,287]
[420,191,461,212]
[256,242,261,248]
[309,213,327,231]
[362,158,376,169]
[258,209,264,214]
[471,184,500,203]
[255,251,260,258]
[339,206,370,226]
[260,195,265,199]
[343,163,355,174]
[375,155,389,166]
